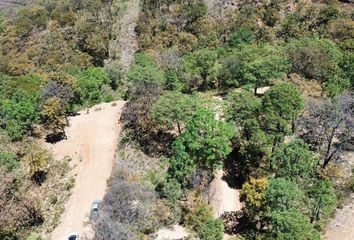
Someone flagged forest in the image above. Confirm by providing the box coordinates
[0,0,353,239]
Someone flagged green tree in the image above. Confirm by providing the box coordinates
[128,53,165,86]
[225,89,261,125]
[236,119,271,179]
[262,83,304,138]
[181,48,219,91]
[270,139,317,180]
[150,91,200,134]
[174,109,234,171]
[219,45,289,93]
[185,201,223,240]
[77,67,111,105]
[229,27,256,48]
[265,178,304,212]
[169,139,196,185]
[286,38,347,95]
[268,209,320,240]
[0,91,40,141]
[308,179,337,224]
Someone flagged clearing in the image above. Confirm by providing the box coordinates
[48,100,125,240]
[209,170,242,218]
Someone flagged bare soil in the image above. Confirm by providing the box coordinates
[324,152,354,240]
[209,170,242,218]
[48,101,125,240]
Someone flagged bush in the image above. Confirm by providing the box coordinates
[0,151,19,171]
[128,53,165,86]
[76,67,111,105]
[95,178,160,235]
[287,38,341,81]
[185,201,223,240]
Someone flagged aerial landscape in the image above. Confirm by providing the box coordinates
[0,0,353,240]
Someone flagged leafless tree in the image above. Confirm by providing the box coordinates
[297,92,354,168]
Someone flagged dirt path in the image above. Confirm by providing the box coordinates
[110,0,139,69]
[324,194,354,240]
[324,152,354,240]
[209,170,242,218]
[48,101,125,240]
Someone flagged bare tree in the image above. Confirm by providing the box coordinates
[298,92,353,168]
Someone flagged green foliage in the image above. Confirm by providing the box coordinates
[77,67,112,105]
[225,89,261,125]
[230,27,256,48]
[160,178,182,204]
[0,11,5,33]
[262,83,304,136]
[175,109,234,171]
[265,178,304,212]
[308,179,337,225]
[270,139,317,180]
[185,201,223,240]
[219,45,289,90]
[128,53,165,86]
[0,91,40,141]
[236,119,271,178]
[150,91,201,134]
[168,139,196,185]
[268,209,320,240]
[104,60,126,91]
[181,48,220,91]
[286,38,348,95]
[0,151,19,172]
[167,109,234,185]
[0,74,43,99]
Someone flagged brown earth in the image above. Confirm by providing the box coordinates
[47,101,125,240]
[324,152,354,240]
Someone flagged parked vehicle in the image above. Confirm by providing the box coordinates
[90,199,100,220]
[68,233,79,240]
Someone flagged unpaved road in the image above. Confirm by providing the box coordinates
[324,194,354,240]
[48,101,125,240]
[209,170,242,240]
[209,170,242,218]
[324,152,354,240]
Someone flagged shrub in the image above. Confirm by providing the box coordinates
[0,151,19,171]
[76,67,111,105]
[185,201,223,240]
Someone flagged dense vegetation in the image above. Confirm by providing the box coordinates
[0,0,353,239]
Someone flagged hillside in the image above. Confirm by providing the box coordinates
[0,0,353,240]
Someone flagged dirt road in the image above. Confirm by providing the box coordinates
[324,194,354,240]
[209,170,242,218]
[48,101,125,240]
[324,152,354,240]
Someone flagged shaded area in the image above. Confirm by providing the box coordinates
[222,148,247,189]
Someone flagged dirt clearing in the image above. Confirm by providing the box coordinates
[209,170,242,218]
[48,101,125,240]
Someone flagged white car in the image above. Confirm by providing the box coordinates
[90,199,100,220]
[68,233,79,240]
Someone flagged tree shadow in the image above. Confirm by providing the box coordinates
[45,132,67,144]
[222,148,247,189]
[221,211,254,236]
